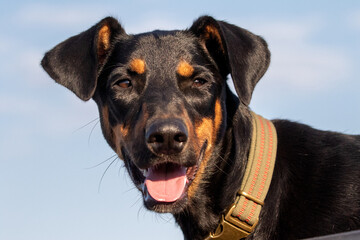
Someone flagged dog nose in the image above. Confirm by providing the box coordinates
[146,119,188,155]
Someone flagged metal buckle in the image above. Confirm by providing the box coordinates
[205,197,258,240]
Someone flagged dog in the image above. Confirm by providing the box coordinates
[41,16,360,240]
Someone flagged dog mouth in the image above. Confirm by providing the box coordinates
[142,162,198,202]
[139,141,206,209]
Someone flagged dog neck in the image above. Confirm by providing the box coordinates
[174,102,253,239]
[175,109,277,240]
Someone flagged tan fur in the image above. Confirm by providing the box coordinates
[129,58,146,74]
[203,25,225,53]
[113,124,129,158]
[213,99,222,135]
[97,25,111,61]
[188,99,222,199]
[177,60,194,77]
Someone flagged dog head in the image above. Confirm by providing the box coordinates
[41,16,270,213]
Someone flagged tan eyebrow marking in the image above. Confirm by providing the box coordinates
[177,60,194,77]
[129,58,146,74]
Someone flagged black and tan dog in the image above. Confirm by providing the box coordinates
[41,16,360,240]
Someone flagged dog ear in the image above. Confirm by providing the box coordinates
[41,17,125,101]
[189,16,270,105]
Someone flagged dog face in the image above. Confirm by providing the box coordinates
[41,16,270,214]
[98,30,226,212]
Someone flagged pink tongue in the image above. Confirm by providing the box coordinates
[145,164,187,202]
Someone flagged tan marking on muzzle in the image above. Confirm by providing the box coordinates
[101,105,130,159]
[187,118,212,199]
[113,124,130,159]
[213,99,222,136]
[188,99,223,199]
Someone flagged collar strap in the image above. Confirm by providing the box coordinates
[206,112,277,239]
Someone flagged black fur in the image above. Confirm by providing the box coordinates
[41,16,360,240]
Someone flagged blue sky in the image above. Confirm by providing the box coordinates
[1,1,360,239]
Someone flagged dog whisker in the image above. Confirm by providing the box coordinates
[131,196,142,209]
[98,157,119,192]
[85,154,118,170]
[215,152,232,167]
[155,212,171,223]
[137,205,147,221]
[72,117,99,133]
[88,120,100,145]
[118,162,126,177]
[122,186,138,195]
[214,162,228,176]
[159,214,173,224]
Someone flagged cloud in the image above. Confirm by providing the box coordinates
[268,42,350,90]
[14,4,108,29]
[10,5,355,94]
[0,37,48,88]
[6,12,352,96]
[19,49,48,85]
[248,19,351,92]
[348,9,360,30]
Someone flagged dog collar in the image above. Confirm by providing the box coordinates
[206,112,277,239]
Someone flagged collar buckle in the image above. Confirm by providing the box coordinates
[206,197,258,240]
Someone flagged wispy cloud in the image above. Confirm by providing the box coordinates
[14,4,108,29]
[249,18,351,92]
[0,36,48,88]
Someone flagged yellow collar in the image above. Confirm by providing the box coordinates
[206,112,278,239]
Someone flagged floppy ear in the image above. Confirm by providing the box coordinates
[189,16,270,105]
[41,17,125,101]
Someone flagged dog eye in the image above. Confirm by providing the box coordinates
[193,78,207,87]
[114,79,132,88]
